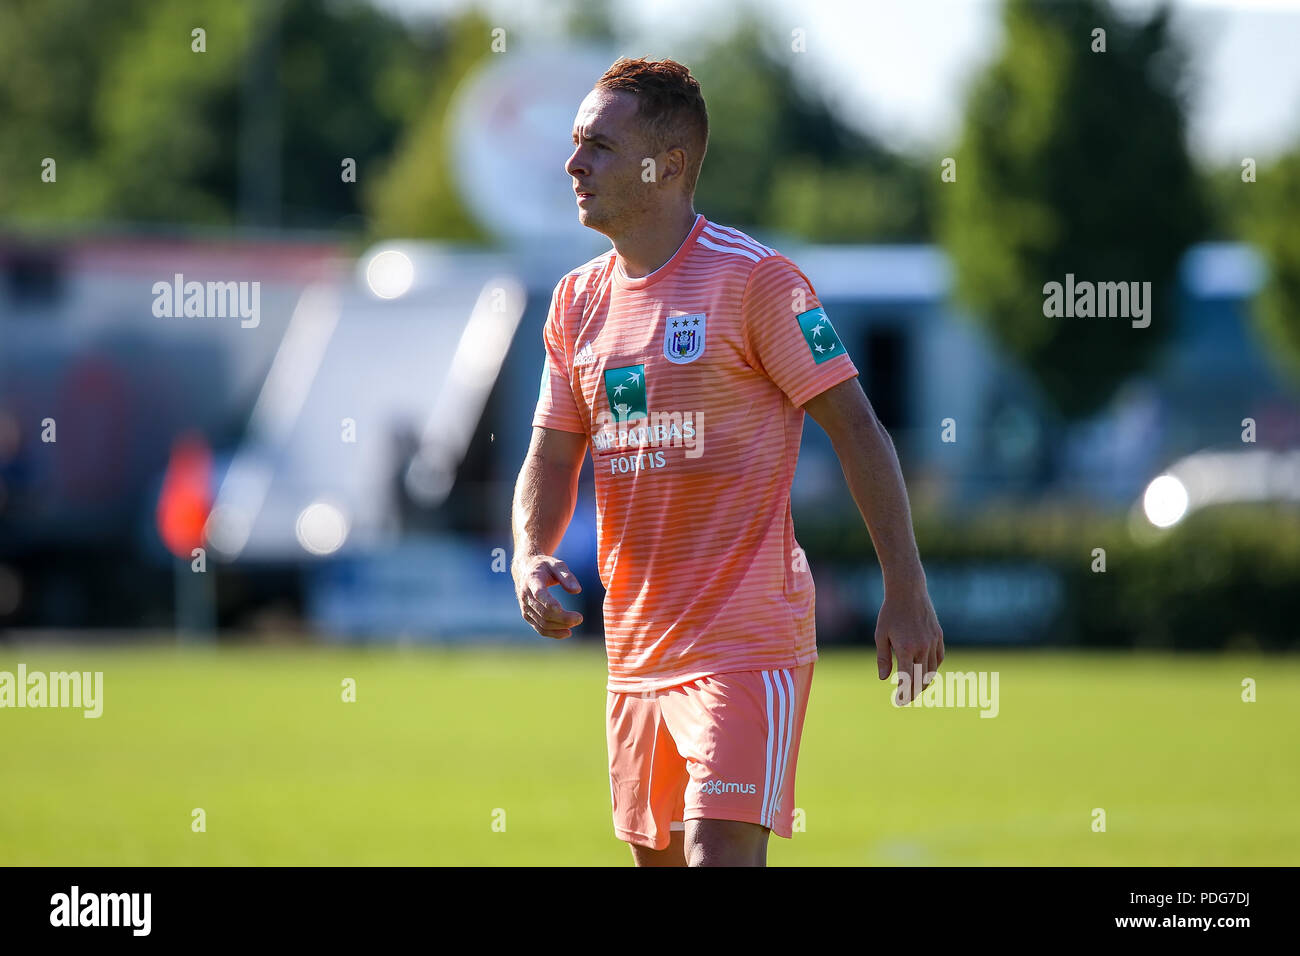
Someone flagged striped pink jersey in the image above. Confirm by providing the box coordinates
[532,213,860,692]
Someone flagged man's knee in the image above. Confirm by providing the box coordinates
[630,828,686,867]
[685,819,769,867]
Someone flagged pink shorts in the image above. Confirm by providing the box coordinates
[606,662,815,850]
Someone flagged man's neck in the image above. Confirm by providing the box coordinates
[612,206,699,279]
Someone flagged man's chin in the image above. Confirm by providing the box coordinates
[577,207,612,235]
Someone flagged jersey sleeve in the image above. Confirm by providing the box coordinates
[740,255,859,408]
[531,278,587,434]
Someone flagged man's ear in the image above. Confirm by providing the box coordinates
[661,145,688,185]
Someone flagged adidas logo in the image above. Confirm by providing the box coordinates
[574,342,596,367]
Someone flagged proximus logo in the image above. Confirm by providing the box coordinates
[700,779,757,795]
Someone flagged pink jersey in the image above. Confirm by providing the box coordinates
[532,213,859,692]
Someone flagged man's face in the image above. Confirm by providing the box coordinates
[565,89,659,235]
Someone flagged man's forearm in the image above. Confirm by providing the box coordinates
[827,411,926,592]
[511,452,580,573]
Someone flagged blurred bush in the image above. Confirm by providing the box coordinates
[1241,147,1300,390]
[800,503,1300,650]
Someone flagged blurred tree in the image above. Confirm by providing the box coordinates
[0,0,151,223]
[937,0,1206,420]
[688,16,930,240]
[1198,162,1248,242]
[92,0,258,226]
[1241,146,1300,388]
[272,0,435,230]
[559,0,616,43]
[3,0,927,242]
[0,0,440,231]
[363,9,491,241]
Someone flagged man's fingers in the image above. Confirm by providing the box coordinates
[524,590,582,627]
[521,605,572,639]
[907,650,930,693]
[529,563,565,597]
[545,559,582,594]
[893,657,916,706]
[925,645,939,684]
[913,658,930,695]
[520,564,582,632]
[522,588,561,620]
[875,632,893,680]
[523,568,583,621]
[534,557,581,595]
[526,562,583,615]
[898,656,925,704]
[515,554,583,638]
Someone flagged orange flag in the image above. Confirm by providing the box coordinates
[156,432,213,559]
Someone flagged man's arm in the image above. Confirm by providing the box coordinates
[510,425,588,639]
[803,377,944,701]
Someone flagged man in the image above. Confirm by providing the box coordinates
[510,57,944,867]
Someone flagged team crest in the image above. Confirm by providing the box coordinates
[663,312,707,364]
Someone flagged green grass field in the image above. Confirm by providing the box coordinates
[1,643,1296,865]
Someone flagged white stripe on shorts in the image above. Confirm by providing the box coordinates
[760,669,795,829]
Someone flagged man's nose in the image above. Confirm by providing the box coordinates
[565,148,588,178]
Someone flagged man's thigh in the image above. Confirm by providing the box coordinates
[661,662,815,841]
[607,691,689,853]
[609,662,814,862]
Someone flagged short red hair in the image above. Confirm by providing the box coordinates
[595,57,709,195]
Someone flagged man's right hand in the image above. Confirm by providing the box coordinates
[512,554,584,639]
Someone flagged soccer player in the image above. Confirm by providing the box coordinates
[511,57,944,867]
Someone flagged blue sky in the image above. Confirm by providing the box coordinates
[375,0,1300,164]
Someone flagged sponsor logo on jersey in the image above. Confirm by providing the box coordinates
[604,364,647,422]
[700,779,757,795]
[795,306,844,364]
